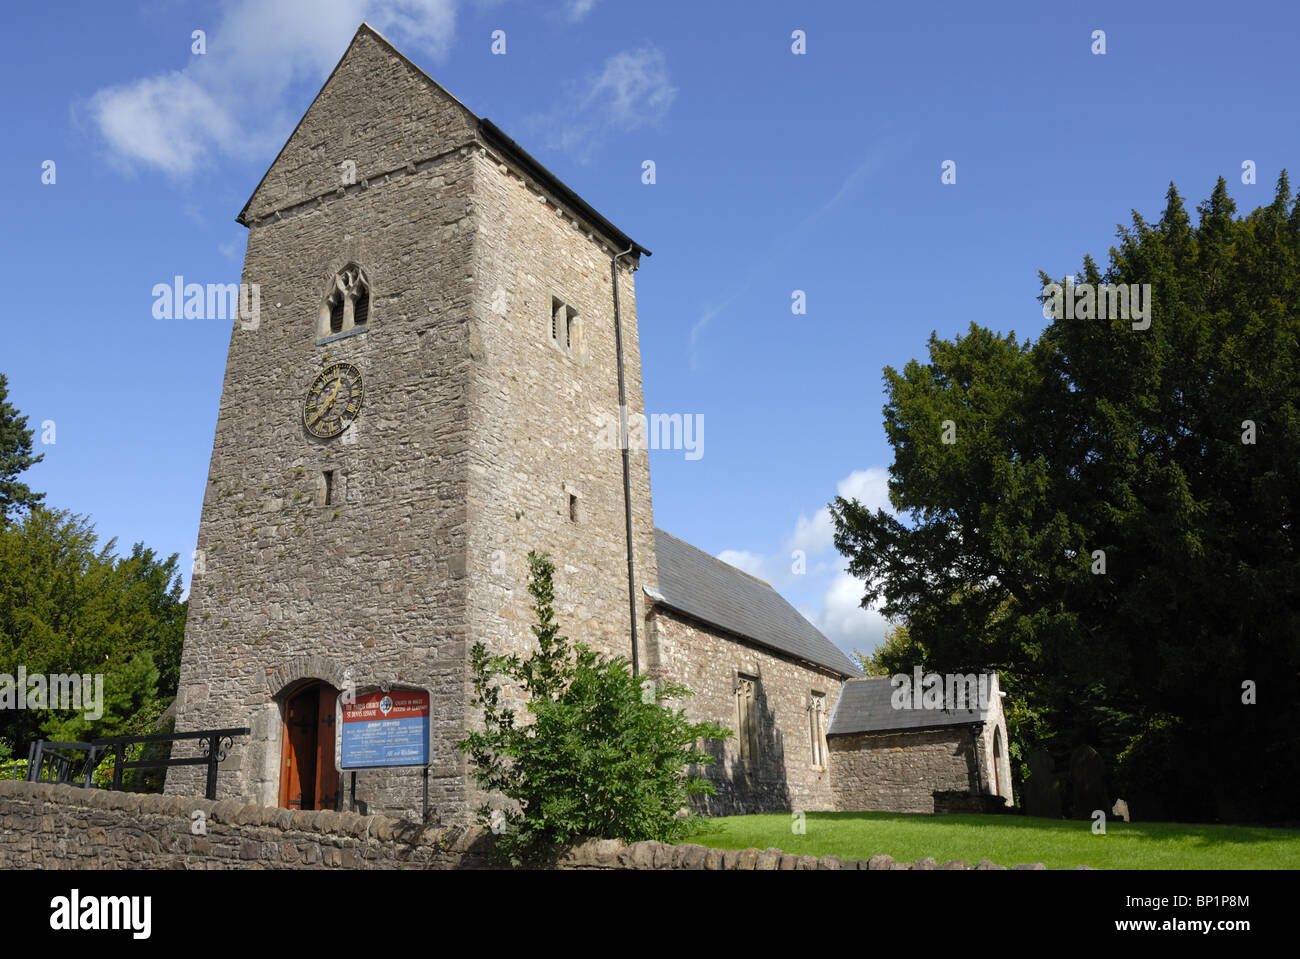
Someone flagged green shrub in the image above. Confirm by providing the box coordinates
[458,551,730,865]
[0,739,24,780]
[84,696,174,793]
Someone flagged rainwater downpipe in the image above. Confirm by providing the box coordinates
[611,243,639,676]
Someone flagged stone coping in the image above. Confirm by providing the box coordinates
[0,780,1075,869]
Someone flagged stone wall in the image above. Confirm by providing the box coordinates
[0,782,1051,870]
[238,26,478,224]
[646,606,845,816]
[464,139,657,672]
[979,682,1015,808]
[828,727,979,814]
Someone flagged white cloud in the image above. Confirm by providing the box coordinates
[785,467,892,556]
[787,509,833,556]
[715,549,770,582]
[837,467,891,508]
[566,0,600,19]
[806,141,901,223]
[709,466,896,660]
[218,236,246,260]
[817,570,889,655]
[688,292,744,369]
[88,0,458,177]
[92,72,238,176]
[540,46,676,162]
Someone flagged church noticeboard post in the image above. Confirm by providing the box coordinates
[339,688,430,769]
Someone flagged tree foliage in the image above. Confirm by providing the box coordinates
[0,373,44,525]
[0,507,186,752]
[831,175,1300,822]
[458,551,730,864]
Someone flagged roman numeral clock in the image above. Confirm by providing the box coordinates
[303,361,364,439]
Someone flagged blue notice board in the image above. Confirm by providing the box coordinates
[339,688,430,769]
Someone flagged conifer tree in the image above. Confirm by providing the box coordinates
[831,175,1300,822]
[0,373,44,525]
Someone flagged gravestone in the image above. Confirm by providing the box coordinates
[1021,747,1061,818]
[1069,744,1109,820]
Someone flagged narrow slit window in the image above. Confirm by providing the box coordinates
[736,676,759,765]
[550,297,578,352]
[810,692,827,767]
[323,470,335,506]
[569,493,578,523]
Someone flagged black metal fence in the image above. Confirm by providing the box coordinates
[24,728,249,800]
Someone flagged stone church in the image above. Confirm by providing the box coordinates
[167,24,1012,822]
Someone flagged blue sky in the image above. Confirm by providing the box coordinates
[4,0,1298,660]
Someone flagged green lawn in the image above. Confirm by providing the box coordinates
[683,812,1300,869]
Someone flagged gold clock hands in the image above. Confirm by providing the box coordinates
[306,367,358,436]
[322,377,343,412]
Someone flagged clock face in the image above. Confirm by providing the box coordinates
[303,362,364,439]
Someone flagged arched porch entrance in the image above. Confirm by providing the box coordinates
[278,680,340,811]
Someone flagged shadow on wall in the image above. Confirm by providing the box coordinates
[693,671,791,816]
[934,731,1007,814]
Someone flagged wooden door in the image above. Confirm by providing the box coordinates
[279,686,318,809]
[279,682,341,810]
[314,684,339,811]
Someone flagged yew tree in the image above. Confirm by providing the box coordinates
[0,373,44,525]
[831,175,1300,822]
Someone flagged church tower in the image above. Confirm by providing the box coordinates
[168,24,657,821]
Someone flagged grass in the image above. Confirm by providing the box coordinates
[683,812,1300,869]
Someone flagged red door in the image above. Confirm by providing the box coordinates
[279,682,340,810]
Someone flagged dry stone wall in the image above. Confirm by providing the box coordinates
[0,782,1053,870]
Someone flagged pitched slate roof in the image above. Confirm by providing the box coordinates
[651,529,860,677]
[826,675,997,736]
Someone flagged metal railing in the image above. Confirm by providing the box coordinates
[24,728,250,800]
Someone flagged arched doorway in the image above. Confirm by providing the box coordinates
[279,680,340,811]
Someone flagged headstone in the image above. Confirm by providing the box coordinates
[1021,747,1061,818]
[1069,744,1109,820]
